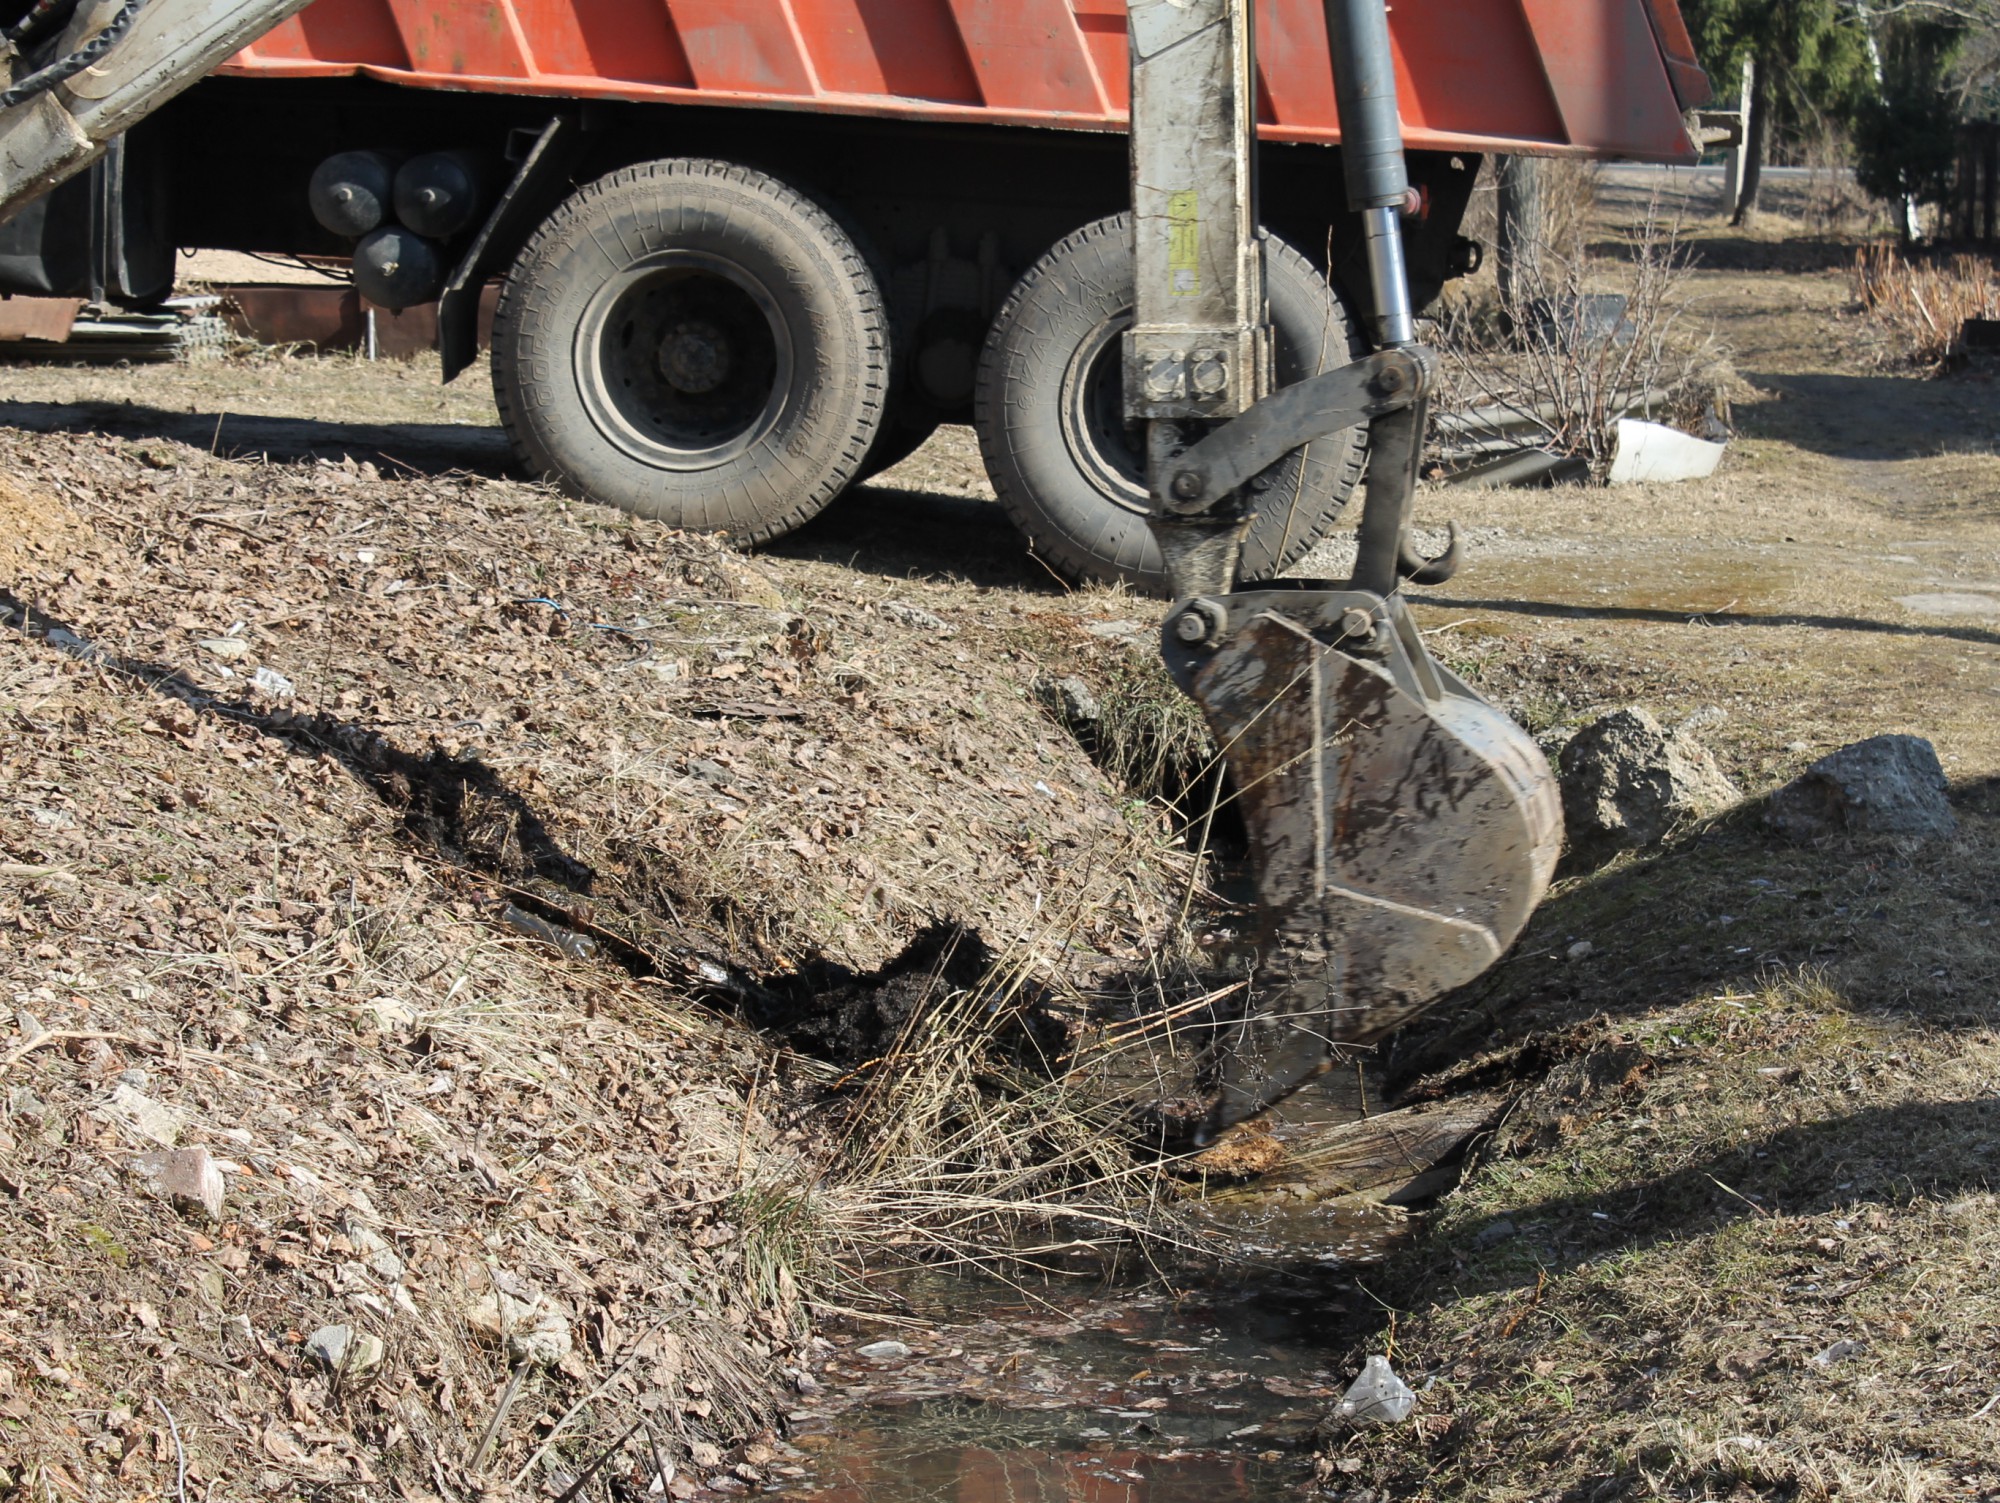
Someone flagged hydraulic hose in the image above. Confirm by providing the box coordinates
[0,0,145,111]
[4,0,80,46]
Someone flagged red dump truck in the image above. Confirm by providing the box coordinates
[0,0,1705,585]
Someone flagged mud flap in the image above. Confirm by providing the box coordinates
[1162,588,1562,1135]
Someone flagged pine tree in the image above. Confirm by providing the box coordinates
[1852,10,1972,238]
[1679,0,1872,223]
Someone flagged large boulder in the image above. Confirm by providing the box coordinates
[1767,735,1955,840]
[1558,707,1740,863]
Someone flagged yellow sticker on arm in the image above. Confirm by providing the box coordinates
[1167,190,1199,296]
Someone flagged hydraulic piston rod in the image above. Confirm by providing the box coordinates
[1126,0,1562,1137]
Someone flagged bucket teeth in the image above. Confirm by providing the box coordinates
[1163,590,1561,1134]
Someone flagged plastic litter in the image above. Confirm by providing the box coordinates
[1336,1354,1416,1426]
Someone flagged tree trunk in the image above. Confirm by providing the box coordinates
[1856,9,1923,242]
[1496,154,1544,314]
[1731,59,1769,226]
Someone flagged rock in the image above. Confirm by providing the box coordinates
[131,1146,225,1220]
[1034,674,1100,730]
[342,1217,404,1281]
[199,636,250,661]
[1565,940,1595,961]
[105,1083,184,1146]
[1335,1354,1416,1426]
[882,599,952,633]
[507,1308,573,1367]
[305,1323,384,1377]
[1083,618,1146,648]
[856,1339,912,1361]
[1766,735,1955,840]
[465,1289,573,1367]
[1558,707,1740,862]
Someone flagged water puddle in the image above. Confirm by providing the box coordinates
[771,1109,1413,1503]
[752,1030,1428,1497]
[777,1265,1388,1501]
[1896,592,2000,617]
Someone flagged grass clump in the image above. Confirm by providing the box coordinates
[765,940,1207,1294]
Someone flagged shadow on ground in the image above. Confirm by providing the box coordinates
[0,397,512,476]
[1410,590,2000,650]
[767,482,1072,595]
[1732,371,2000,463]
[1422,1092,2000,1303]
[1386,780,2000,1094]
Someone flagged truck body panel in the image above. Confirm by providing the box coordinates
[220,0,1706,162]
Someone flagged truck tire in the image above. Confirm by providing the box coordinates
[492,159,889,543]
[974,215,1367,592]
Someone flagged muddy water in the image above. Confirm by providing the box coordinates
[774,1073,1402,1501]
[778,1260,1390,1501]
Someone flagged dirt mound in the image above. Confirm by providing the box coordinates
[0,424,1192,1497]
[0,429,1179,977]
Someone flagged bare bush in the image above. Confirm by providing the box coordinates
[1800,127,1880,237]
[1430,193,1732,481]
[1851,243,2000,370]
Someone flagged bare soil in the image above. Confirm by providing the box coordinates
[3,165,1999,1501]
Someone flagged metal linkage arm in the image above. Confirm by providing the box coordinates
[1151,347,1426,518]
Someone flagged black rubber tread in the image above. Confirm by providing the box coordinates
[973,215,1368,593]
[491,158,890,544]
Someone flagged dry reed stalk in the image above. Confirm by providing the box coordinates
[1851,244,2000,371]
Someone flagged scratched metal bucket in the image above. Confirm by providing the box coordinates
[1162,587,1562,1131]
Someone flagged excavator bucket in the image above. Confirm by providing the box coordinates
[1123,0,1581,1135]
[1162,588,1562,1133]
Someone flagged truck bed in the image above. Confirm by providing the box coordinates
[220,0,1708,162]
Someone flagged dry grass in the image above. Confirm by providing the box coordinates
[790,964,1207,1285]
[1851,244,2000,371]
[1322,972,2000,1501]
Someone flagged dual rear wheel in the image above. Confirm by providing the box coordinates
[492,162,1364,591]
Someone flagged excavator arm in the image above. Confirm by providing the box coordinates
[0,0,311,223]
[1126,0,1563,1139]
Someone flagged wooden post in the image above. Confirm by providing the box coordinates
[1495,154,1543,313]
[1720,58,1752,215]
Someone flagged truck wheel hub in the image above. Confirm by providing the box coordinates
[659,320,731,394]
